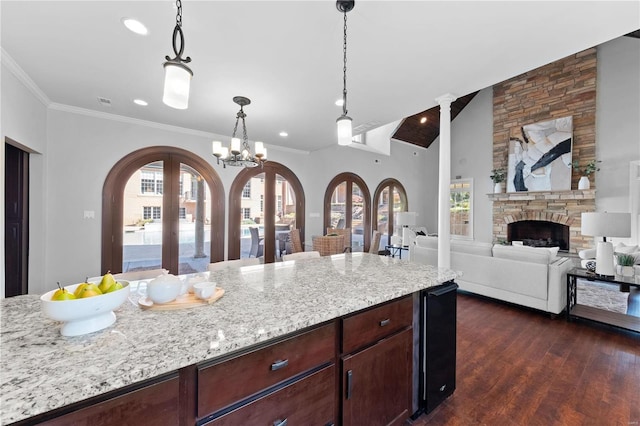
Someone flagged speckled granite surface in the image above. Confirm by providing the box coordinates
[0,253,457,423]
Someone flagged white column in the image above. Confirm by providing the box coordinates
[435,93,457,269]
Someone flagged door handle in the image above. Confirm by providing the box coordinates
[346,369,353,400]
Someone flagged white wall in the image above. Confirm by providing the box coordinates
[1,62,48,297]
[596,36,640,213]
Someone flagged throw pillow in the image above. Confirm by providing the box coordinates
[614,243,639,254]
[416,230,426,236]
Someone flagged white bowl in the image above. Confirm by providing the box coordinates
[40,281,130,336]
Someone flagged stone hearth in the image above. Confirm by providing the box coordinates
[489,189,595,253]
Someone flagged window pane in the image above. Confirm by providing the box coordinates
[241,174,265,258]
[178,164,211,274]
[377,188,389,237]
[450,179,473,239]
[331,182,347,229]
[123,162,163,272]
[276,174,296,259]
[351,184,364,252]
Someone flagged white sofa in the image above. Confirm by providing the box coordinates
[409,236,574,315]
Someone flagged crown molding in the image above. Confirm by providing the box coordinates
[2,48,309,155]
[1,48,51,107]
[48,103,310,155]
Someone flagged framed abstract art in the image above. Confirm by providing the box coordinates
[506,115,573,192]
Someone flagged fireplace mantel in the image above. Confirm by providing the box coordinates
[488,189,595,202]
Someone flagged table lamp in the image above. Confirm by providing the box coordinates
[396,212,417,246]
[581,212,631,277]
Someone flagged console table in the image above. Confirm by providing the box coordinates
[566,268,640,333]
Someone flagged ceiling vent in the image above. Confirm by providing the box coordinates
[97,97,112,107]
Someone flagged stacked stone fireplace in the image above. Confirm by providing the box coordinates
[490,47,598,254]
[490,189,595,254]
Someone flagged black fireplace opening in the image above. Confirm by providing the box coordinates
[507,220,569,251]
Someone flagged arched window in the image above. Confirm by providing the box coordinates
[102,146,225,275]
[229,162,304,263]
[373,178,408,249]
[323,172,371,252]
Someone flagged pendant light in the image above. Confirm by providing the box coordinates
[212,96,267,168]
[163,0,193,109]
[336,0,355,146]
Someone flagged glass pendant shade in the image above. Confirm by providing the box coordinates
[212,141,222,156]
[337,115,353,146]
[231,138,241,154]
[163,62,192,109]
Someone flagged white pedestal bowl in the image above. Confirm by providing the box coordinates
[40,281,130,336]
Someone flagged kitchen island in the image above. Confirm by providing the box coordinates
[1,253,458,425]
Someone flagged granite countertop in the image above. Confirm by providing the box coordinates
[0,253,457,423]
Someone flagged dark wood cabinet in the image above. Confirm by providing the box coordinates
[203,365,335,426]
[341,296,413,426]
[198,322,336,420]
[37,374,181,426]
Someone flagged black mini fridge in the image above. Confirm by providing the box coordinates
[419,281,458,414]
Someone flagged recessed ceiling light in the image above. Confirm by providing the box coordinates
[122,18,148,35]
[134,99,148,106]
[335,99,344,106]
[279,132,288,137]
[420,116,427,124]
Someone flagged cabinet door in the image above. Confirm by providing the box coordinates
[342,328,412,426]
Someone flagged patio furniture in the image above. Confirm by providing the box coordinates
[249,227,264,258]
[312,234,345,256]
[369,230,382,254]
[288,228,303,253]
[327,227,352,253]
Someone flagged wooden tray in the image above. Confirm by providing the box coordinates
[138,288,225,311]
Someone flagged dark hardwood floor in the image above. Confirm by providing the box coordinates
[409,292,640,426]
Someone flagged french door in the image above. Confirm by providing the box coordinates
[102,147,224,275]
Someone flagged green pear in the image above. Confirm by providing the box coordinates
[52,282,76,301]
[104,281,124,293]
[98,271,116,294]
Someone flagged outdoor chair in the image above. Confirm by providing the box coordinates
[249,227,264,258]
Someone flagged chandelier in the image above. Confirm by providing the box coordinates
[336,0,355,146]
[212,96,267,168]
[162,0,193,109]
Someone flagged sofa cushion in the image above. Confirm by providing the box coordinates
[614,243,639,255]
[414,235,438,249]
[492,244,559,264]
[451,239,493,256]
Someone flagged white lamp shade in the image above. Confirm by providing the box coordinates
[581,212,631,238]
[255,141,265,157]
[220,147,229,159]
[162,63,192,109]
[337,116,352,146]
[231,138,241,154]
[262,147,267,160]
[212,141,222,156]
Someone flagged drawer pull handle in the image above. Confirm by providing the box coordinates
[270,359,289,371]
[273,419,288,426]
[379,318,391,327]
[346,369,353,399]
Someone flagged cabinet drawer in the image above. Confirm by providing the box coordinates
[204,364,336,426]
[198,322,336,418]
[39,374,180,426]
[342,296,412,354]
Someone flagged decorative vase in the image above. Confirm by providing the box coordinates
[617,265,635,277]
[493,182,503,193]
[578,176,590,190]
